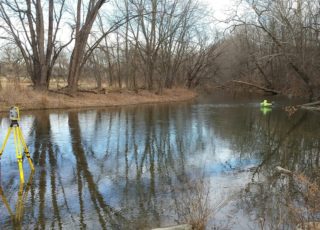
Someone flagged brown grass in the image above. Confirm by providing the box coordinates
[174,178,212,230]
[0,83,197,112]
[276,170,320,230]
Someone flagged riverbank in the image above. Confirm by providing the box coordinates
[0,86,197,112]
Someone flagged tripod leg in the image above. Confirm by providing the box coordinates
[0,186,14,220]
[0,127,12,158]
[13,127,24,184]
[16,183,24,222]
[17,127,34,171]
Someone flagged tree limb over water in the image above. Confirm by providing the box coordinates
[230,80,280,95]
[298,101,320,111]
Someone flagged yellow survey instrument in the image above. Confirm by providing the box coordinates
[9,106,20,121]
[0,107,34,184]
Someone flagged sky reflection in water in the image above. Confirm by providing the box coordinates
[0,96,319,229]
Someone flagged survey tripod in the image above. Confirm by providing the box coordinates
[0,107,34,184]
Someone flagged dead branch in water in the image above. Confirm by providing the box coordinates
[300,106,320,111]
[299,101,320,107]
[275,166,293,175]
[297,100,320,111]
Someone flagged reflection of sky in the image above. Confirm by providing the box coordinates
[72,104,259,195]
[49,113,76,184]
[0,102,262,229]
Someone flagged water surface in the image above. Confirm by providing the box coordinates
[0,94,319,229]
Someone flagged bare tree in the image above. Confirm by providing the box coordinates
[0,0,71,90]
[185,37,222,89]
[66,0,145,93]
[0,44,27,82]
[67,0,107,93]
[115,0,211,91]
[226,0,320,98]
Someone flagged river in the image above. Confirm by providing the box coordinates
[0,93,319,229]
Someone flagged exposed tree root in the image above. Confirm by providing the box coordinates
[49,89,74,97]
[78,88,107,94]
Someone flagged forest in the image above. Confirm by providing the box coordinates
[0,0,319,99]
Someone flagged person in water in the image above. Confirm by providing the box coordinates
[261,100,273,107]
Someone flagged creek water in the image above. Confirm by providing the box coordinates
[0,93,319,229]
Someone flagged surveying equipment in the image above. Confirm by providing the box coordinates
[9,106,20,121]
[0,107,34,183]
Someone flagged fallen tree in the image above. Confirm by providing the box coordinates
[231,80,280,95]
[298,101,320,111]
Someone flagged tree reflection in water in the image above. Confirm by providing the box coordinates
[227,110,320,228]
[0,101,320,229]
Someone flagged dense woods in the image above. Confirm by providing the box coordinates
[0,0,319,98]
[227,0,320,99]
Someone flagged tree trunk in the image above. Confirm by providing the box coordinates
[67,0,106,93]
